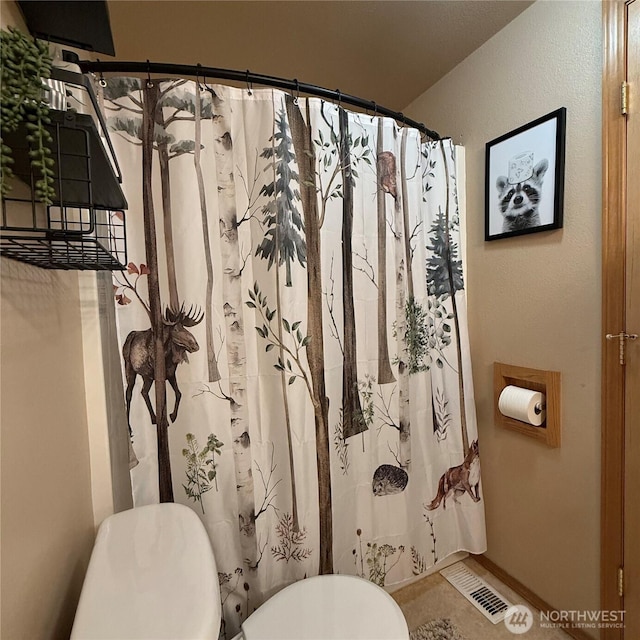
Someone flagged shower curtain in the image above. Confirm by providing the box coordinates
[104,78,486,637]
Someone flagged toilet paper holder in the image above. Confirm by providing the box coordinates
[494,362,561,448]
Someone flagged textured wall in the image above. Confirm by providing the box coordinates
[0,5,96,638]
[405,0,602,626]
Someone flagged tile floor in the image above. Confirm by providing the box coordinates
[391,558,571,639]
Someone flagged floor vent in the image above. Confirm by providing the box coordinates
[440,563,512,624]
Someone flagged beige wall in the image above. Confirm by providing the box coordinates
[0,4,96,638]
[406,0,602,626]
[1,259,96,639]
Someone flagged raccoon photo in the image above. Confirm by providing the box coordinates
[496,158,548,233]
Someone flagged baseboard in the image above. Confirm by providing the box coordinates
[472,554,594,640]
[387,551,469,598]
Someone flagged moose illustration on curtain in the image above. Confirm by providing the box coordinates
[104,77,486,638]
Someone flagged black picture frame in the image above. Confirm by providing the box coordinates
[485,107,566,241]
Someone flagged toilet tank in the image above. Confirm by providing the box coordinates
[71,503,221,640]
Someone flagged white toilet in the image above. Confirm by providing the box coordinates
[71,503,410,640]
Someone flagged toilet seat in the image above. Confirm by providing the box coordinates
[241,574,410,640]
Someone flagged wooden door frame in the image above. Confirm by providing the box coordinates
[601,1,627,637]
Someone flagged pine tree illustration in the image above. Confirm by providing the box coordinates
[425,207,464,297]
[255,106,306,287]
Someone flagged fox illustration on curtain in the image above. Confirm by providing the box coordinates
[105,78,486,638]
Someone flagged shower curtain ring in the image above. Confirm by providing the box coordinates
[96,59,107,88]
[293,79,300,105]
[336,89,342,109]
[372,101,378,117]
[246,70,253,95]
[196,63,203,90]
[146,60,153,88]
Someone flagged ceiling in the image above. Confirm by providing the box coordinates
[107,1,533,112]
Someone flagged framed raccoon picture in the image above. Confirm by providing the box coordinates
[485,107,566,241]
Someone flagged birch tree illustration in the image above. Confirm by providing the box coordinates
[105,79,222,383]
[210,88,260,567]
[426,142,468,453]
[388,141,410,469]
[254,100,307,541]
[376,120,396,385]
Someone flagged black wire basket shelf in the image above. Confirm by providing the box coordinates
[1,68,128,271]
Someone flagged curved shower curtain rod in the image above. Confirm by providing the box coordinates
[77,59,442,141]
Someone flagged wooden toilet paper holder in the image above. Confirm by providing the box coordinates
[493,362,561,447]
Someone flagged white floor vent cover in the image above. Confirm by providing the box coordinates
[440,563,512,624]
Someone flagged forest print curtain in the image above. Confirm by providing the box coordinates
[105,78,486,637]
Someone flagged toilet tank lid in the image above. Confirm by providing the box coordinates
[71,503,221,640]
[241,574,409,640]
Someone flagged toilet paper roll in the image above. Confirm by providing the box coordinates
[498,385,546,426]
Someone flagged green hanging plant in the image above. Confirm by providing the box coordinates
[0,26,55,204]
